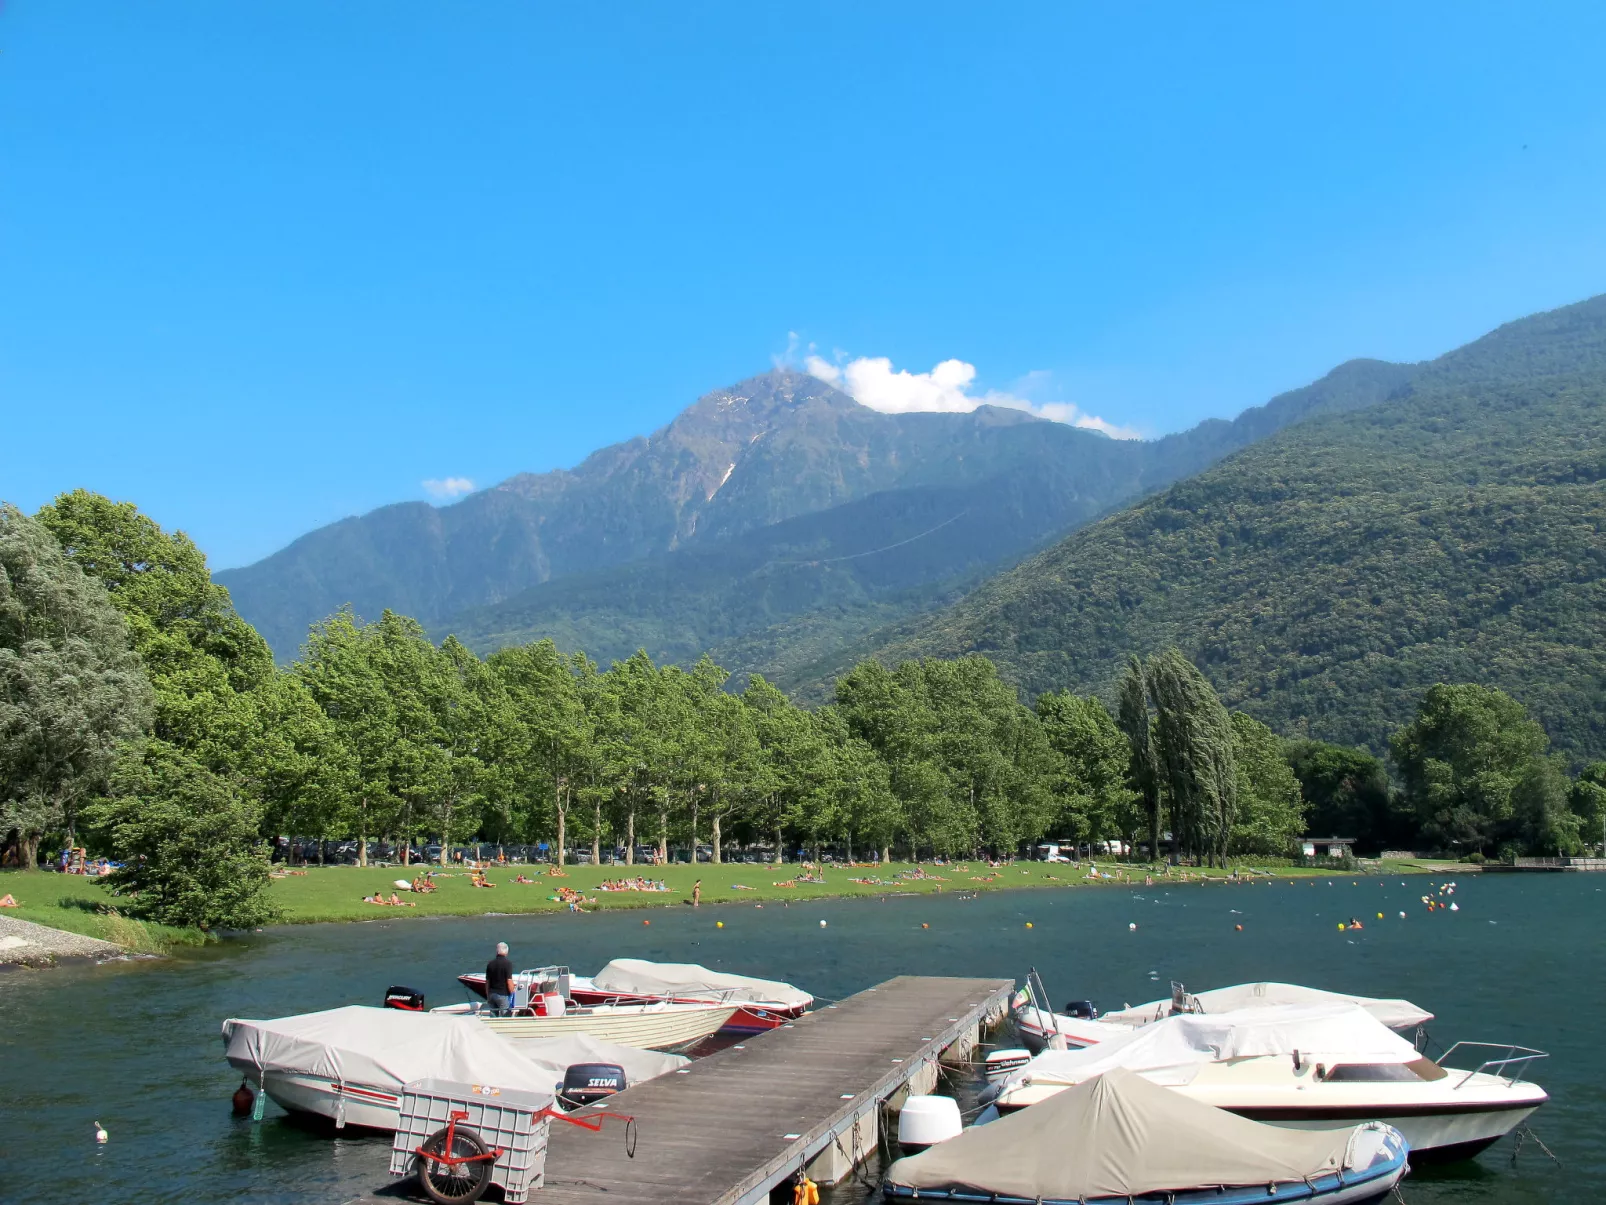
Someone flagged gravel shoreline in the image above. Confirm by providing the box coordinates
[0,914,125,966]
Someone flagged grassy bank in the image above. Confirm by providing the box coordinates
[0,871,210,954]
[2,857,1464,937]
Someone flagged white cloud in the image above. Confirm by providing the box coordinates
[803,354,1140,439]
[423,476,476,500]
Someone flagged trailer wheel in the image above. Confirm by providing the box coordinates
[416,1124,493,1204]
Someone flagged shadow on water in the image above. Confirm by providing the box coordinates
[0,873,1598,1204]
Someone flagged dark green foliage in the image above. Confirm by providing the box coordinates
[0,505,154,868]
[1228,712,1306,856]
[1389,683,1555,856]
[1147,649,1238,865]
[1285,741,1404,853]
[862,357,1606,761]
[86,743,278,929]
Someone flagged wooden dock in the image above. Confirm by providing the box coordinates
[534,974,1010,1205]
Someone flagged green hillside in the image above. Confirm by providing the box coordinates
[843,297,1606,760]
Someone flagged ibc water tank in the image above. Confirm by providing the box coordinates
[898,1095,962,1155]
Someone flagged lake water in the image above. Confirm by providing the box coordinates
[1,873,1599,1204]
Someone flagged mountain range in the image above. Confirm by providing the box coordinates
[219,358,1411,663]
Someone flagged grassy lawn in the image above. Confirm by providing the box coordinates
[0,871,207,953]
[2,857,1460,942]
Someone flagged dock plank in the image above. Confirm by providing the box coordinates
[534,975,1010,1205]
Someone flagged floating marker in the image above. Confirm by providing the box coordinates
[819,919,827,927]
[1399,911,1407,918]
[716,921,724,928]
[1128,922,1137,931]
[921,922,930,929]
[1234,924,1243,931]
[1025,922,1033,929]
[642,919,650,925]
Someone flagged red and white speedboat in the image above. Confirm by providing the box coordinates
[459,958,812,1033]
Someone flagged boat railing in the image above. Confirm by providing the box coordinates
[1436,1041,1549,1088]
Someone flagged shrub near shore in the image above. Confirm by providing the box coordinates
[4,858,1461,938]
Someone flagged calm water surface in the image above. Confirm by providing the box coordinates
[1,873,1599,1204]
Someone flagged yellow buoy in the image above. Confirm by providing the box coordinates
[1338,923,1347,930]
[716,921,724,928]
[1025,922,1034,929]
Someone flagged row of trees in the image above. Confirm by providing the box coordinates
[4,492,1602,928]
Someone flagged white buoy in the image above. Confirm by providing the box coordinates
[819,919,827,927]
[1449,902,1459,911]
[1398,911,1407,918]
[1128,922,1137,931]
[94,1122,108,1144]
[898,1095,962,1155]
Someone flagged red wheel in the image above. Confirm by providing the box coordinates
[416,1124,493,1204]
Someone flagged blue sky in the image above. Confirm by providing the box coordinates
[4,2,1605,568]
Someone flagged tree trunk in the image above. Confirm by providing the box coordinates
[358,807,368,867]
[591,799,601,864]
[881,844,890,865]
[690,795,699,863]
[657,803,667,865]
[20,832,40,871]
[774,820,783,866]
[555,781,567,869]
[711,814,722,864]
[625,808,635,865]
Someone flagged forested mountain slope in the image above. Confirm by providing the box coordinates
[847,331,1606,758]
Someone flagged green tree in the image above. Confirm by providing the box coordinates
[297,609,402,865]
[1570,764,1606,854]
[86,743,279,928]
[1389,684,1550,856]
[1037,690,1138,850]
[1227,712,1305,856]
[1,505,153,868]
[1512,755,1582,856]
[1148,649,1237,866]
[1115,656,1162,861]
[1285,740,1405,853]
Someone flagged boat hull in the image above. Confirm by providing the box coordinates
[458,973,806,1033]
[465,1003,738,1051]
[254,1070,401,1130]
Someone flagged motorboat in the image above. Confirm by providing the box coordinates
[1012,977,1433,1053]
[432,983,736,1052]
[994,1003,1547,1161]
[887,1067,1409,1205]
[220,1005,688,1131]
[458,957,811,1033]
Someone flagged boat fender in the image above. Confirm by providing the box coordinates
[1292,1050,1302,1071]
[792,1172,819,1205]
[232,1079,255,1116]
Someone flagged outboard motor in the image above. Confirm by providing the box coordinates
[382,985,426,1011]
[559,1062,626,1108]
[982,1048,1032,1083]
[1064,999,1098,1020]
[897,1096,962,1156]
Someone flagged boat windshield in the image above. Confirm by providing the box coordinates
[1321,1058,1447,1082]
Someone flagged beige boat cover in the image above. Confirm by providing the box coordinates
[591,958,812,1008]
[1008,1003,1423,1090]
[1101,981,1433,1030]
[887,1068,1362,1199]
[221,1006,686,1095]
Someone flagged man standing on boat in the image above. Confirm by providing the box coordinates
[485,942,515,1015]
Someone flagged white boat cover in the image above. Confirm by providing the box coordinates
[590,958,811,1009]
[1101,982,1434,1030]
[1007,1003,1425,1090]
[221,1006,686,1095]
[888,1068,1368,1200]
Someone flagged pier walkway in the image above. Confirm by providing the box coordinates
[537,974,1010,1205]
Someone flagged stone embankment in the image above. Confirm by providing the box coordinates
[0,914,123,966]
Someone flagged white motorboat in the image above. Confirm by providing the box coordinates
[994,1003,1547,1161]
[220,1005,688,1131]
[432,996,737,1051]
[458,958,812,1033]
[889,1068,1409,1205]
[1013,978,1434,1053]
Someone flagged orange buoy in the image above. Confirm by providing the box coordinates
[232,1080,255,1116]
